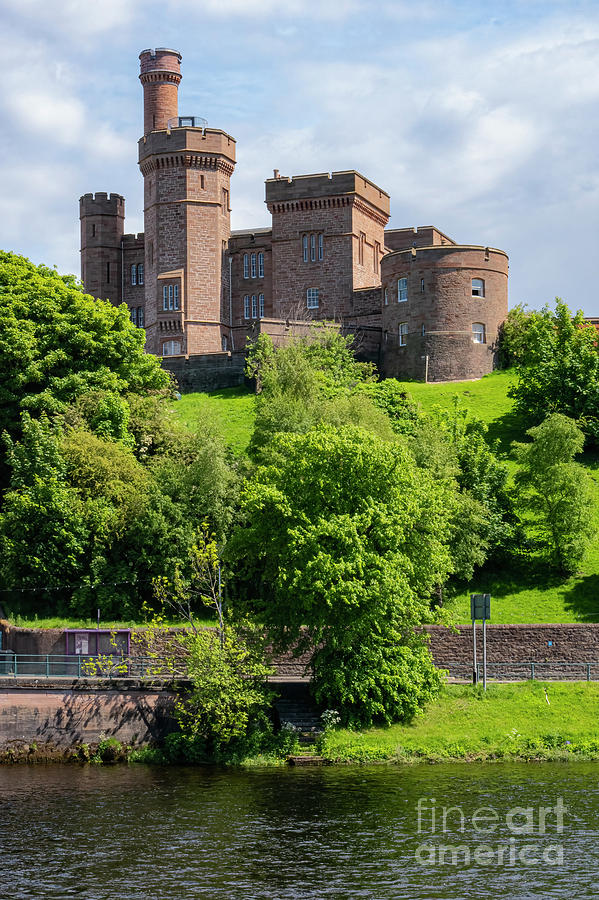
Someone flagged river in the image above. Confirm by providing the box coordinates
[1,761,596,898]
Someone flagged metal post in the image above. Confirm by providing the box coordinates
[46,654,49,678]
[472,618,477,684]
[588,663,591,682]
[482,616,487,691]
[531,663,535,680]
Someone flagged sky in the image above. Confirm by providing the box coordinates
[1,0,599,313]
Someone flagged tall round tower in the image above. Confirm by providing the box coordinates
[139,48,182,135]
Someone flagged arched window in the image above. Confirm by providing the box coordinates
[472,323,486,343]
[472,278,485,297]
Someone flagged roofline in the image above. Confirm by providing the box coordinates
[384,244,509,260]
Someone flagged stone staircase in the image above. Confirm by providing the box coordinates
[274,681,323,744]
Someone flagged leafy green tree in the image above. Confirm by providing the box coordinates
[514,414,595,574]
[0,251,170,449]
[228,425,453,726]
[508,299,599,442]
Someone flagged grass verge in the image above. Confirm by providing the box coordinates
[320,682,599,763]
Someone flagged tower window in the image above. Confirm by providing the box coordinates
[174,285,179,310]
[384,288,388,306]
[399,322,408,346]
[131,265,137,286]
[421,324,426,336]
[310,234,316,262]
[91,224,96,237]
[243,254,249,278]
[307,288,319,309]
[222,188,229,212]
[138,264,144,285]
[106,262,111,283]
[130,307,138,326]
[358,232,365,266]
[251,295,257,318]
[244,295,250,319]
[302,235,308,262]
[138,307,144,328]
[472,278,485,297]
[472,323,486,343]
[163,285,168,310]
[163,340,181,356]
[318,234,324,261]
[420,278,425,293]
[258,252,264,278]
[259,293,265,318]
[397,277,408,302]
[251,253,257,278]
[168,284,173,310]
[374,241,380,274]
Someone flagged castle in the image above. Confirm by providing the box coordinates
[80,48,508,386]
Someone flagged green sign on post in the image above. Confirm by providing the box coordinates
[470,593,491,690]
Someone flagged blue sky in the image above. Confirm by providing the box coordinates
[1,0,599,313]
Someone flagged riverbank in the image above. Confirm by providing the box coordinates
[319,682,599,763]
[4,682,599,767]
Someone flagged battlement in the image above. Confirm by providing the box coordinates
[265,170,390,215]
[122,232,145,244]
[139,48,182,77]
[79,193,125,217]
[138,128,236,165]
[384,226,456,251]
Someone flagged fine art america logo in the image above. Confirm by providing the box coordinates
[415,797,566,867]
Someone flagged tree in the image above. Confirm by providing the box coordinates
[0,252,170,452]
[149,527,275,752]
[508,299,599,442]
[514,414,595,574]
[228,425,454,726]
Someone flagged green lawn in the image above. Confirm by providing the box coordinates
[4,613,216,630]
[321,682,599,762]
[172,386,255,454]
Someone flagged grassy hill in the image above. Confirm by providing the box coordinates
[171,370,599,625]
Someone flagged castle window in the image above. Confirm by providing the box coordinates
[168,285,174,310]
[421,324,426,336]
[310,234,316,262]
[358,232,365,266]
[384,288,388,306]
[472,278,485,297]
[138,264,144,285]
[163,340,181,356]
[420,278,425,293]
[106,262,111,283]
[258,252,264,278]
[251,253,257,278]
[259,293,265,318]
[138,307,144,328]
[397,277,408,302]
[130,307,138,326]
[244,295,250,319]
[307,288,319,309]
[318,234,324,261]
[163,285,168,310]
[243,254,249,278]
[91,224,96,238]
[251,295,257,318]
[222,335,228,351]
[174,285,179,310]
[399,322,408,346]
[472,323,486,343]
[303,235,308,263]
[374,242,380,274]
[131,265,137,286]
[222,188,229,212]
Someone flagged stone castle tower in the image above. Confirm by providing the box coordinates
[80,48,508,385]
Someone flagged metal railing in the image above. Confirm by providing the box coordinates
[0,651,187,680]
[445,660,599,682]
